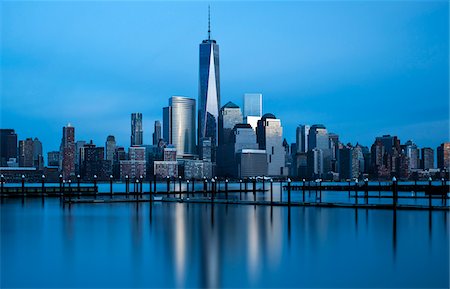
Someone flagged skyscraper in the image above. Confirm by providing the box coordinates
[437,143,450,171]
[218,102,243,146]
[18,138,34,167]
[0,129,18,166]
[256,113,287,176]
[163,96,196,157]
[295,125,310,153]
[198,7,220,156]
[243,93,262,129]
[308,124,328,151]
[60,124,75,179]
[105,135,116,162]
[217,102,243,176]
[131,113,143,146]
[404,140,420,170]
[421,147,434,170]
[243,93,262,118]
[153,120,162,145]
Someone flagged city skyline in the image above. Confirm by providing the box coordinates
[1,1,448,156]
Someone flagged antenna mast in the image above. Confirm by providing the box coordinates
[208,5,211,40]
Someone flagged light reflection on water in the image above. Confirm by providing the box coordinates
[1,198,449,288]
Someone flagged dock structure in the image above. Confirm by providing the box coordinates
[0,175,449,211]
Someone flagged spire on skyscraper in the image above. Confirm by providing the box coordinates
[208,5,211,40]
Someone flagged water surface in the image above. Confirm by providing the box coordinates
[1,198,448,288]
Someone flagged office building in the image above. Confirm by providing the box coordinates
[198,9,220,156]
[243,93,262,129]
[163,96,196,157]
[154,161,178,179]
[405,140,420,170]
[47,151,60,167]
[295,125,310,153]
[217,102,243,176]
[421,147,434,170]
[243,93,262,118]
[120,146,146,179]
[237,149,268,178]
[18,138,34,167]
[60,124,75,179]
[256,113,287,176]
[105,135,116,162]
[338,145,352,180]
[81,144,111,180]
[437,143,450,172]
[183,159,213,179]
[32,138,44,169]
[153,120,162,146]
[74,140,86,174]
[131,113,143,146]
[112,146,126,179]
[218,102,243,145]
[0,129,18,166]
[307,148,324,178]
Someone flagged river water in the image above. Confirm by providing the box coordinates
[1,195,448,288]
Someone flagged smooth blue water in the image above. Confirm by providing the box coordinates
[1,197,448,288]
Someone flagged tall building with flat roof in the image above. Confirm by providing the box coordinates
[421,148,434,170]
[405,140,420,170]
[18,138,34,167]
[0,129,18,166]
[163,96,196,157]
[198,8,220,155]
[131,113,143,146]
[153,121,162,146]
[296,125,310,153]
[256,113,287,176]
[218,101,243,146]
[60,124,75,179]
[243,93,262,118]
[436,143,449,171]
[105,135,116,162]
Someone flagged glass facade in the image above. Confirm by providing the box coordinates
[131,113,143,146]
[198,39,220,152]
[164,96,196,157]
[243,93,262,118]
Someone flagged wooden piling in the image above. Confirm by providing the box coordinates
[59,175,63,198]
[77,175,81,199]
[110,175,113,198]
[21,175,25,197]
[140,176,143,199]
[68,180,72,201]
[239,179,242,201]
[225,179,229,201]
[364,178,369,205]
[302,179,306,203]
[319,180,322,203]
[126,175,129,198]
[253,178,256,202]
[428,178,432,209]
[179,176,182,199]
[392,177,398,209]
[94,175,98,199]
[1,174,4,197]
[270,179,273,204]
[166,176,170,196]
[287,179,291,206]
[41,175,45,200]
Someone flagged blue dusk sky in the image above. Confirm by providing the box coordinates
[1,0,448,155]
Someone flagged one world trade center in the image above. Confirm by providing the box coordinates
[198,7,220,161]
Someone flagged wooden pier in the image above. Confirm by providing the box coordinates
[1,178,449,211]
